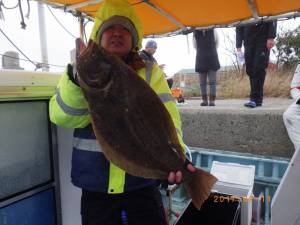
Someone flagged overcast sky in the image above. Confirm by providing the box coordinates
[0,1,299,76]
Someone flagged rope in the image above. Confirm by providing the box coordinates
[46,5,77,39]
[0,0,29,29]
[0,4,3,20]
[0,27,36,67]
[25,0,30,18]
[18,0,26,29]
[0,0,19,10]
[0,53,65,68]
[0,28,65,70]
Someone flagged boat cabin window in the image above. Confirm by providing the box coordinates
[0,101,53,201]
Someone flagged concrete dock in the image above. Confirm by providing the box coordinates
[178,98,295,158]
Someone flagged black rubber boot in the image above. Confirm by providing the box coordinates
[209,95,216,106]
[201,95,208,106]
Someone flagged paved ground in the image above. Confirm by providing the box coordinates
[176,97,294,112]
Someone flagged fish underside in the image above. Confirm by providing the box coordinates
[77,41,217,209]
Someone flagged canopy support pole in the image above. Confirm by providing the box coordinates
[247,0,259,19]
[37,2,49,71]
[143,1,185,30]
[166,12,300,35]
[65,0,103,11]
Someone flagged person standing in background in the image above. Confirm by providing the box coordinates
[236,21,277,108]
[139,40,158,63]
[139,40,173,89]
[193,29,220,106]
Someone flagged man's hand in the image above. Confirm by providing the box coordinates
[236,49,244,64]
[159,64,166,70]
[167,163,196,184]
[266,39,275,50]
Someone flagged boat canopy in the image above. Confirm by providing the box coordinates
[36,0,300,36]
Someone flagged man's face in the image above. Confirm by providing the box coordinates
[145,47,156,55]
[100,24,133,58]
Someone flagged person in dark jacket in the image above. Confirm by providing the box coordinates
[193,29,220,106]
[139,40,173,89]
[139,40,158,63]
[236,21,277,108]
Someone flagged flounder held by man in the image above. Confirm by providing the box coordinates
[76,41,217,209]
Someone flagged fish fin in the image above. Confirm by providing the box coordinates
[75,38,87,62]
[186,168,218,210]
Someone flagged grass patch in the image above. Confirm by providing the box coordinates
[181,68,294,99]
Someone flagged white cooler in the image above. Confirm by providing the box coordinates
[210,161,256,225]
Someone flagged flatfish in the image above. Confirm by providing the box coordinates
[77,41,217,209]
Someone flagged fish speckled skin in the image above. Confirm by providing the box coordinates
[77,41,217,209]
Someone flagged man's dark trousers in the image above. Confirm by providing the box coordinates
[244,43,270,105]
[81,185,168,225]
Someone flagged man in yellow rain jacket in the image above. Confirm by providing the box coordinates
[49,0,194,224]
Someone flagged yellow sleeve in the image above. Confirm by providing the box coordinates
[49,68,91,128]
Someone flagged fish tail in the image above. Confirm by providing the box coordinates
[185,168,218,210]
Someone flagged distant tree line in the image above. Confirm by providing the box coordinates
[276,25,300,70]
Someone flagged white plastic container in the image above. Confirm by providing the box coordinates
[290,64,300,99]
[210,161,256,225]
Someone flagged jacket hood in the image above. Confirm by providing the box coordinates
[89,0,143,51]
